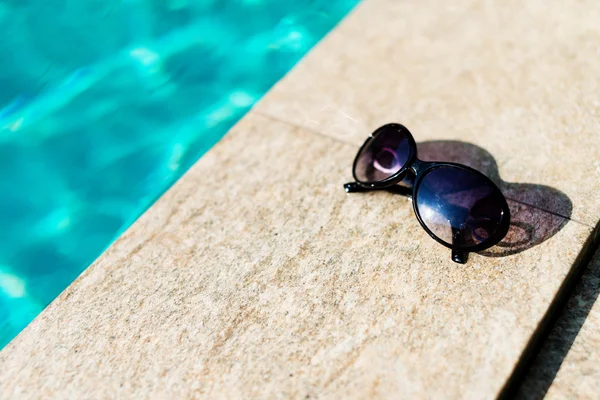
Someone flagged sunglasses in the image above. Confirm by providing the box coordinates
[344,123,511,264]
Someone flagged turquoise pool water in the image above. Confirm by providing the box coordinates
[0,0,359,349]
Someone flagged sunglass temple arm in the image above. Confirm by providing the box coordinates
[343,182,412,198]
[451,227,469,264]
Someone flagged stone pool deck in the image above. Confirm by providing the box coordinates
[521,249,600,399]
[2,0,600,398]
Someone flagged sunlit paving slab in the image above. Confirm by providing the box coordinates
[0,113,595,399]
[257,0,600,227]
[520,249,600,399]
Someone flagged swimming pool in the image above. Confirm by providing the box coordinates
[0,0,359,349]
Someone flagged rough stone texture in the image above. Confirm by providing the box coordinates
[519,249,600,400]
[2,0,600,398]
[257,0,600,226]
[0,113,593,399]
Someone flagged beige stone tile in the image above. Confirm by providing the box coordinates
[256,0,600,226]
[0,113,593,399]
[519,248,600,400]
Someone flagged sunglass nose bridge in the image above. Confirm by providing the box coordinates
[401,169,416,187]
[409,158,437,176]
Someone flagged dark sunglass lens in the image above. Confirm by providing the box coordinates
[354,125,411,183]
[415,166,506,248]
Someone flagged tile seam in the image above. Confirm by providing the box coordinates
[255,110,592,228]
[499,220,600,399]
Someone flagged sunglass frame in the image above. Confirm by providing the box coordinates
[346,123,511,263]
